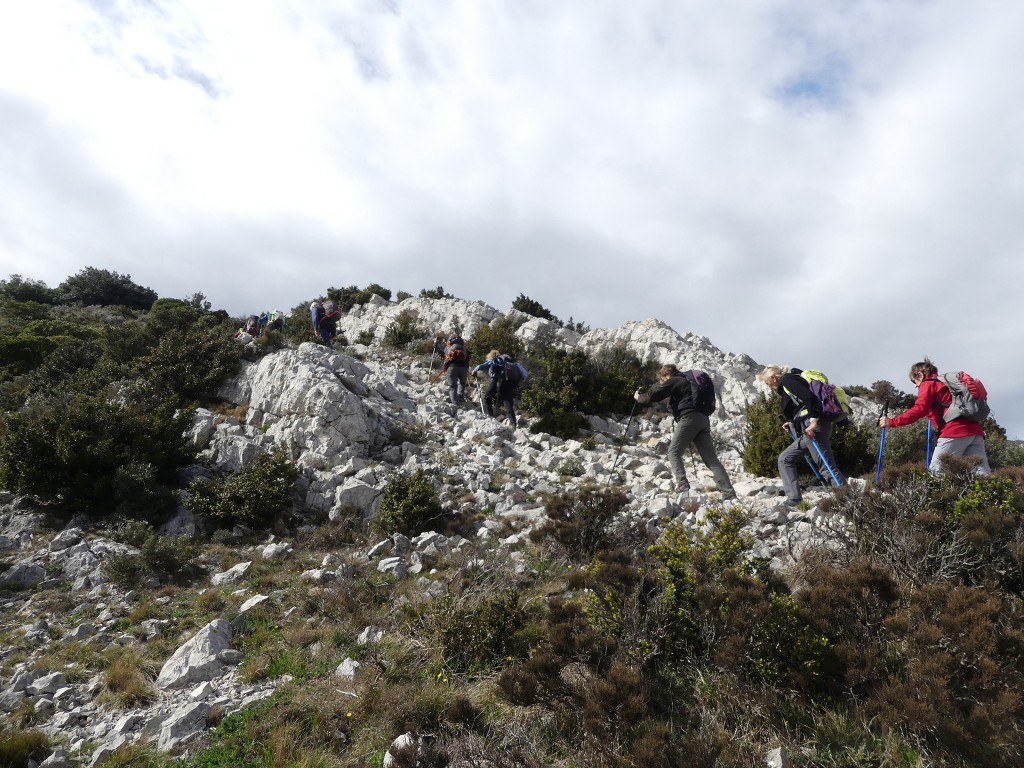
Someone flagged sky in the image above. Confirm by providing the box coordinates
[0,1,1021,438]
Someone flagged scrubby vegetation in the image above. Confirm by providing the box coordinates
[3,269,1024,768]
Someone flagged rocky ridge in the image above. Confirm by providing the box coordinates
[0,297,866,765]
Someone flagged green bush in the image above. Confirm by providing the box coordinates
[103,530,202,588]
[374,470,443,536]
[382,309,425,349]
[520,344,647,438]
[187,451,299,527]
[466,317,524,362]
[327,283,392,312]
[57,266,158,310]
[511,293,557,322]
[0,396,195,515]
[0,275,56,305]
[419,286,454,299]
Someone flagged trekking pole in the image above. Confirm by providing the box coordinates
[807,435,843,487]
[783,418,823,482]
[874,400,889,484]
[428,347,436,381]
[610,397,641,478]
[925,421,932,468]
[475,375,486,415]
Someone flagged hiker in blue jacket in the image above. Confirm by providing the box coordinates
[472,350,518,428]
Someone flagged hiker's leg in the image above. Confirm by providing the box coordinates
[667,415,700,488]
[929,437,958,476]
[963,435,992,475]
[501,385,517,428]
[445,368,459,405]
[456,366,469,403]
[779,440,805,502]
[807,422,846,487]
[483,379,497,417]
[690,414,736,497]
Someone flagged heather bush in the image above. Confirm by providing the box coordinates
[429,588,539,674]
[530,484,630,562]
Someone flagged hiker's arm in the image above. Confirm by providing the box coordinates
[886,382,932,428]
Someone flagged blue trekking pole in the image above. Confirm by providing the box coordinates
[926,421,932,468]
[808,434,843,488]
[785,421,823,482]
[874,400,889,484]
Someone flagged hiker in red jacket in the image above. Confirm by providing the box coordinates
[879,358,990,476]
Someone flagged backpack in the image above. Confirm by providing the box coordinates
[683,369,716,415]
[489,355,507,379]
[501,355,527,384]
[939,371,990,423]
[445,338,469,366]
[243,315,259,335]
[798,369,851,422]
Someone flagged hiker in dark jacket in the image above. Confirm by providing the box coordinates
[442,334,470,406]
[879,358,990,476]
[757,365,846,505]
[472,350,517,428]
[634,364,736,498]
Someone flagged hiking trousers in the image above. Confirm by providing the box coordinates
[446,365,469,405]
[483,379,517,428]
[779,420,846,501]
[929,434,991,476]
[668,411,735,496]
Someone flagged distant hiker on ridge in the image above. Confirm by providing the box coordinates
[879,358,991,476]
[756,365,846,506]
[634,364,736,499]
[310,300,341,347]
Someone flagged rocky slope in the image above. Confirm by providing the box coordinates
[0,297,868,766]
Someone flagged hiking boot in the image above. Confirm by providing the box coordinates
[674,483,691,494]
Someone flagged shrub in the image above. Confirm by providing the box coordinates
[382,309,425,349]
[396,290,412,301]
[328,283,392,311]
[430,589,538,674]
[511,293,557,322]
[187,451,299,527]
[557,457,585,477]
[375,470,444,536]
[419,286,454,299]
[531,484,629,562]
[466,317,524,362]
[102,530,201,587]
[0,395,195,515]
[57,266,158,310]
[742,391,791,477]
[0,274,56,304]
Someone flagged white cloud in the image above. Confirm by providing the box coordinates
[1,0,1022,437]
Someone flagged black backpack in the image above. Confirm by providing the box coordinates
[684,369,716,415]
[501,355,523,384]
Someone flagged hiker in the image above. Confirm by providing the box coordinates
[878,358,991,476]
[633,364,736,499]
[260,309,285,334]
[472,350,519,428]
[756,365,847,506]
[242,315,260,336]
[313,301,341,347]
[442,334,470,406]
